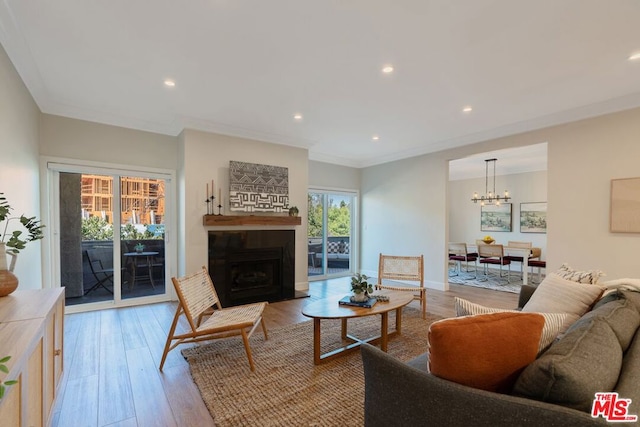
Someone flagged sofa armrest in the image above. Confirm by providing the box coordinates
[360,344,605,427]
[518,284,538,309]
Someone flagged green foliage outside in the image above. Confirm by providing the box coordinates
[307,194,351,238]
[81,216,163,241]
[81,216,114,240]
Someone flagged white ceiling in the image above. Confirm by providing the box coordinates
[449,142,547,181]
[1,1,640,168]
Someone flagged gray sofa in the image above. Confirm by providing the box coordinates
[361,286,640,426]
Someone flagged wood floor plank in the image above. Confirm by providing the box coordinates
[55,375,99,427]
[98,310,136,426]
[133,304,182,369]
[118,306,149,351]
[158,363,215,426]
[126,347,178,427]
[67,311,101,381]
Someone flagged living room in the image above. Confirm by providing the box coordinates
[2,2,640,426]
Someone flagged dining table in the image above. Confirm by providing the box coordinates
[123,251,159,288]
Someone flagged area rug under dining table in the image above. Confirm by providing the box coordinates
[448,268,528,293]
[182,306,442,426]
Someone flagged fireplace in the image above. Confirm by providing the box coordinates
[208,230,295,307]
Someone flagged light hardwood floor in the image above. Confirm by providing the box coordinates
[51,278,518,427]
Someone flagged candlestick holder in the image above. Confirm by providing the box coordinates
[206,196,216,215]
[216,203,223,216]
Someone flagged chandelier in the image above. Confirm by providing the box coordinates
[471,158,510,206]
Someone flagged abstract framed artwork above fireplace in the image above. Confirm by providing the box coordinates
[228,160,289,213]
[208,230,295,307]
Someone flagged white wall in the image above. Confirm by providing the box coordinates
[0,42,42,289]
[40,114,178,169]
[547,108,640,277]
[309,160,360,190]
[181,129,309,289]
[361,155,448,288]
[361,106,640,291]
[449,170,548,258]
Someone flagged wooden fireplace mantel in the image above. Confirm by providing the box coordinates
[203,215,302,226]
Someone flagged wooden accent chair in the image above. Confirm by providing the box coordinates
[159,266,268,372]
[478,244,511,283]
[375,254,426,319]
[448,243,478,278]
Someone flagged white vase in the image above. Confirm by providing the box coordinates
[351,291,369,302]
[0,242,19,297]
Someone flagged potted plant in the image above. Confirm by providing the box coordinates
[0,193,45,256]
[0,193,45,297]
[350,273,374,302]
[134,242,145,253]
[288,206,299,216]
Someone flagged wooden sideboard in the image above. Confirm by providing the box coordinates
[0,288,65,427]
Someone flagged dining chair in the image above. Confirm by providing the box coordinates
[159,266,268,372]
[528,259,547,283]
[504,241,532,279]
[477,244,511,283]
[375,253,426,319]
[448,243,478,278]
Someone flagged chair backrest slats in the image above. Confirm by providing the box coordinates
[172,267,220,331]
[378,254,424,285]
[478,244,504,258]
[448,243,467,256]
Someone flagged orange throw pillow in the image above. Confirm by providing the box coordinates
[428,312,545,393]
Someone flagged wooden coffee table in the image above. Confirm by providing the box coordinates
[301,290,414,365]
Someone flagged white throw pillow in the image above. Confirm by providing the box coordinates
[555,263,604,284]
[521,273,604,333]
[454,297,567,353]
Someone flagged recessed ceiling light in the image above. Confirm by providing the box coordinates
[628,52,640,61]
[293,113,303,121]
[382,65,394,74]
[372,135,380,141]
[462,106,473,113]
[164,79,176,87]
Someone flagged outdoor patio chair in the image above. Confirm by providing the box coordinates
[375,253,426,319]
[85,248,114,295]
[159,266,268,372]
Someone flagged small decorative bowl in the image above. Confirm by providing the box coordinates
[482,238,495,244]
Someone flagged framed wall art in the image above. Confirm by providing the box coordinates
[480,203,512,232]
[229,160,289,213]
[520,202,547,233]
[610,177,640,233]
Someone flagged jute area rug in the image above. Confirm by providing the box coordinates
[182,306,442,426]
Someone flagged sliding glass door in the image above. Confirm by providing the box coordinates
[49,162,173,311]
[307,190,357,280]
